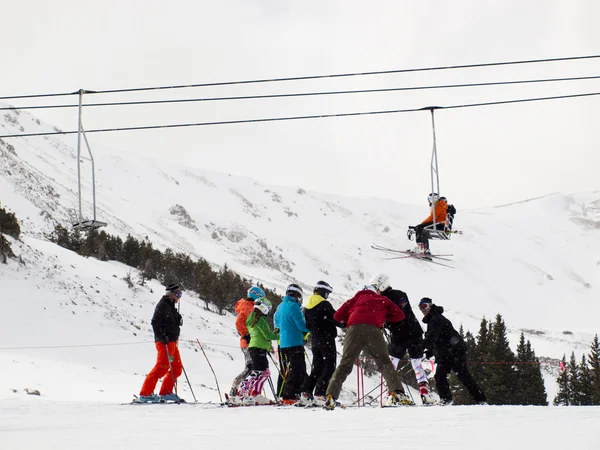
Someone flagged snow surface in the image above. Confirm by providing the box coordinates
[2,397,600,450]
[1,107,600,449]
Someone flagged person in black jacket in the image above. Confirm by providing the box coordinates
[419,297,486,405]
[369,273,434,404]
[299,281,344,406]
[138,283,184,402]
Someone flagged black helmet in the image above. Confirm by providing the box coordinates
[286,283,304,301]
[314,280,333,299]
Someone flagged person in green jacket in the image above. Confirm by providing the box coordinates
[236,297,279,401]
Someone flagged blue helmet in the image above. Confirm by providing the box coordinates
[247,286,266,300]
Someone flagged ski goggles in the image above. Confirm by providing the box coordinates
[418,303,431,311]
[175,291,183,299]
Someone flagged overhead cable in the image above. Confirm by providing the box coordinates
[1,90,599,139]
[1,53,599,101]
[2,74,600,111]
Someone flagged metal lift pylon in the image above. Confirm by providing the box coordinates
[72,89,107,231]
[407,107,452,243]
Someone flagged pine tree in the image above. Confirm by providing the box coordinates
[470,317,491,399]
[485,314,517,404]
[567,352,582,405]
[515,333,547,405]
[588,335,600,405]
[576,355,594,405]
[554,355,571,405]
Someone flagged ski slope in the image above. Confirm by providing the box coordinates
[2,397,599,450]
[1,105,600,450]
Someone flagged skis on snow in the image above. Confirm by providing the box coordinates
[371,244,454,268]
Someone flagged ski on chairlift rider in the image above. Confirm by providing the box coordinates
[412,193,456,256]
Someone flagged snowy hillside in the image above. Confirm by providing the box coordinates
[1,105,600,411]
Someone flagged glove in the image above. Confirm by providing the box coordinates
[242,333,250,344]
[303,332,310,341]
[424,349,433,359]
[176,312,183,326]
[415,223,424,231]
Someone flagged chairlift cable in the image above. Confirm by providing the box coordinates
[2,74,600,112]
[1,53,599,101]
[1,90,599,139]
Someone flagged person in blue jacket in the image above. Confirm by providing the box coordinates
[274,283,310,403]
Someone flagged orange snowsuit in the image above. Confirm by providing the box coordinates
[422,198,448,226]
[235,298,255,349]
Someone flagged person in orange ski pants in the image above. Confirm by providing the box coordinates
[139,283,184,402]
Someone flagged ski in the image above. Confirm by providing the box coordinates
[130,394,187,405]
[223,393,281,407]
[371,244,454,268]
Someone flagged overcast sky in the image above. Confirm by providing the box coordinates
[3,1,599,208]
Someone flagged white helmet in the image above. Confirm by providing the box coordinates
[254,297,272,315]
[428,193,440,204]
[368,273,390,292]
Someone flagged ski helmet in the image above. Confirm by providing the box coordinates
[427,193,440,204]
[314,281,333,299]
[254,297,272,315]
[247,286,266,301]
[368,273,390,292]
[286,283,304,300]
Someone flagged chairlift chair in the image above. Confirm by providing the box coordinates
[71,89,107,231]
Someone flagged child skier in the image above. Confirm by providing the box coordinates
[235,297,280,404]
[230,285,265,396]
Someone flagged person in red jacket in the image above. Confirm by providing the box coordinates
[325,285,414,409]
[229,286,266,396]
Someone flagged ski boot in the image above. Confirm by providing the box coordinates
[324,394,336,410]
[386,390,415,406]
[419,382,436,405]
[298,392,313,406]
[159,393,182,402]
[312,395,327,407]
[137,393,160,403]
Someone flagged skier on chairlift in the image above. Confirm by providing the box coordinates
[412,193,449,256]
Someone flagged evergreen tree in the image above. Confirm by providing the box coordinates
[122,235,141,268]
[485,314,517,404]
[576,355,594,405]
[588,335,600,405]
[470,317,491,397]
[554,355,571,405]
[567,352,582,405]
[515,333,547,405]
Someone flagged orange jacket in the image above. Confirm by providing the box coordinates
[235,298,255,348]
[422,198,448,225]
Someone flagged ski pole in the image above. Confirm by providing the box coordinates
[304,348,312,368]
[267,376,278,402]
[165,345,180,402]
[181,364,197,402]
[196,338,223,403]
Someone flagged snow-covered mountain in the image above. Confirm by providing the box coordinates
[1,105,599,406]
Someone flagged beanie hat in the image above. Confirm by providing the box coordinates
[165,283,181,293]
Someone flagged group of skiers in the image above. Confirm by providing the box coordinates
[138,193,485,408]
[225,273,486,409]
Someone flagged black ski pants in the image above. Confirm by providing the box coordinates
[387,328,424,360]
[416,221,446,250]
[279,345,307,400]
[434,352,486,403]
[301,337,337,397]
[248,347,269,371]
